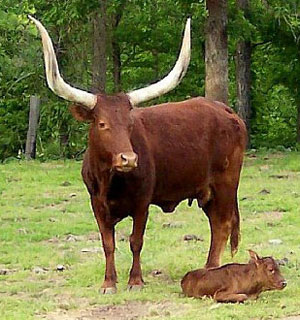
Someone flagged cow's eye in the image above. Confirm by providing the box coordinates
[99,121,107,129]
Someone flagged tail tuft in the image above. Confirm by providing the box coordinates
[230,208,240,257]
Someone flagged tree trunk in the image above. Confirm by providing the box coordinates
[235,0,251,145]
[205,0,228,105]
[25,96,40,160]
[152,49,159,80]
[297,97,300,143]
[112,37,121,92]
[92,0,107,93]
[59,121,69,157]
[111,0,127,93]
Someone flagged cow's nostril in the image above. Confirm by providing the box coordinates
[121,154,129,165]
[119,152,137,168]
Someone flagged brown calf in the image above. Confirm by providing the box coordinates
[181,250,287,303]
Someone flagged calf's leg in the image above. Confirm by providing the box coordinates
[214,291,248,303]
[128,207,149,290]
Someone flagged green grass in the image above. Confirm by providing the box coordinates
[0,152,300,319]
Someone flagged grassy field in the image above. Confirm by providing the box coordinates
[0,152,300,320]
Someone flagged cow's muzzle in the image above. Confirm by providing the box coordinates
[114,152,138,172]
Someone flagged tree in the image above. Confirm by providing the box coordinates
[235,0,251,143]
[110,0,127,93]
[205,0,228,104]
[92,0,107,93]
[2,0,300,160]
[250,0,300,146]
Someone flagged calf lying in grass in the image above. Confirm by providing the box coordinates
[181,250,286,303]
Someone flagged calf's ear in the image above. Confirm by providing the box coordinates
[248,250,260,266]
[69,104,94,122]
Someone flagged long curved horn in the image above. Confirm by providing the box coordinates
[29,15,97,109]
[127,18,191,106]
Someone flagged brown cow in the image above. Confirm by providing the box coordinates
[181,250,287,302]
[30,16,247,294]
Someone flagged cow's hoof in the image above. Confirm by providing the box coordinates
[99,287,117,295]
[127,284,144,292]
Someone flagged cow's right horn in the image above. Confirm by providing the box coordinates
[127,18,191,106]
[29,15,97,109]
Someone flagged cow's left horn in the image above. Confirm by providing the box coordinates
[29,15,97,109]
[127,18,191,106]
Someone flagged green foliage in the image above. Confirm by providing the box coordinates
[251,85,297,147]
[228,0,300,148]
[246,0,300,148]
[0,0,300,159]
[0,7,32,160]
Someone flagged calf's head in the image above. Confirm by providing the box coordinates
[249,250,287,291]
[29,16,191,171]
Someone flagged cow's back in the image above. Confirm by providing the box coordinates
[132,97,246,206]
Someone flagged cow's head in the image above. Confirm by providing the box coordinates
[70,94,137,172]
[29,16,190,172]
[248,250,287,291]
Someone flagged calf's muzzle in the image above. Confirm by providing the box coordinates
[279,280,287,289]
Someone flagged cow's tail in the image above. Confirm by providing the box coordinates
[230,199,240,257]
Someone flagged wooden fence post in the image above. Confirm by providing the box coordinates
[25,96,40,159]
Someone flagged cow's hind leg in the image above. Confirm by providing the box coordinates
[128,206,149,291]
[203,185,240,269]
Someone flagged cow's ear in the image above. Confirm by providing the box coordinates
[248,250,260,266]
[69,104,94,122]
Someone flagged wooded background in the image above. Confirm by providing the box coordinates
[0,0,299,161]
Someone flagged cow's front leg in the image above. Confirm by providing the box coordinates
[128,208,149,291]
[99,224,117,294]
[92,197,117,294]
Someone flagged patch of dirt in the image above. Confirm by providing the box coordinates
[46,232,100,245]
[162,222,184,228]
[183,234,204,241]
[263,211,284,220]
[148,270,173,283]
[269,174,289,179]
[40,301,187,320]
[259,165,270,171]
[34,199,69,212]
[87,232,100,242]
[262,153,285,159]
[0,267,18,275]
[259,189,271,195]
[41,163,65,169]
